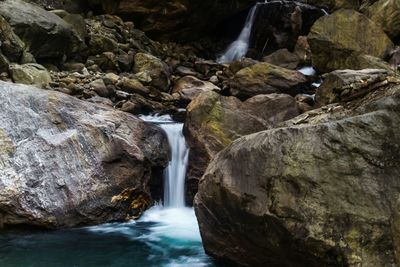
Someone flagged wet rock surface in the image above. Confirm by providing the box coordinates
[0,81,169,228]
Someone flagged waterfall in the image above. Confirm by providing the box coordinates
[140,115,189,207]
[217,3,261,63]
[159,123,189,207]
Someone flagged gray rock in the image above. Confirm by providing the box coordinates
[0,15,25,63]
[172,75,221,103]
[9,63,52,87]
[0,0,74,60]
[230,62,308,100]
[315,68,392,105]
[0,81,169,228]
[195,84,400,267]
[90,78,115,97]
[134,53,170,91]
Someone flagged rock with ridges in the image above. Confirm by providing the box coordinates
[0,81,169,228]
[315,68,391,105]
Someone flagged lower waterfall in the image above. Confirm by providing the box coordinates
[0,115,214,267]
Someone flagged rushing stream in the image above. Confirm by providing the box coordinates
[0,115,214,267]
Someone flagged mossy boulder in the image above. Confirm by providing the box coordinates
[364,0,400,42]
[195,84,400,267]
[308,9,394,72]
[184,91,301,204]
[230,62,308,100]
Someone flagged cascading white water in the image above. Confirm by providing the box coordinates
[140,114,189,207]
[217,3,261,63]
[159,123,189,207]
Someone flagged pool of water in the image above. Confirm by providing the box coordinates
[0,206,215,267]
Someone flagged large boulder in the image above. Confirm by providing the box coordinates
[0,0,74,61]
[0,81,169,229]
[230,62,308,100]
[184,91,301,204]
[308,9,393,72]
[364,0,400,42]
[195,84,400,267]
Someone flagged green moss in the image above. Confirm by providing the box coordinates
[204,100,232,146]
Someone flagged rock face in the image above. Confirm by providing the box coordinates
[230,62,308,100]
[184,91,301,204]
[195,84,400,267]
[308,9,393,72]
[0,81,169,228]
[0,0,74,61]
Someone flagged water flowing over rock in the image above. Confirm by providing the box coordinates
[0,81,169,228]
[217,3,260,63]
[195,84,400,267]
[308,9,394,72]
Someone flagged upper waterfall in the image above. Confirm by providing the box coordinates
[217,3,262,63]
